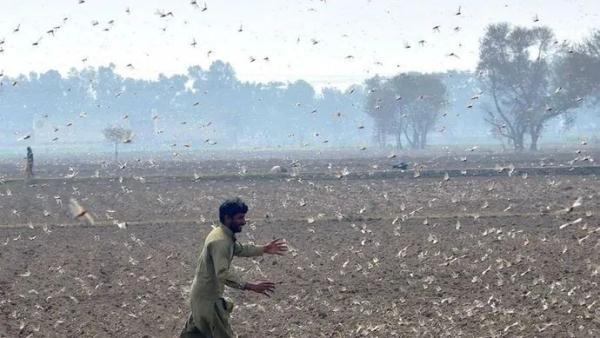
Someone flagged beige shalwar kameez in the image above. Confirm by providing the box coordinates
[180,225,264,338]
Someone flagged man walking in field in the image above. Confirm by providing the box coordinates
[180,197,288,338]
[24,147,34,180]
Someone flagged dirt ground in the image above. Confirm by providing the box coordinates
[1,153,600,337]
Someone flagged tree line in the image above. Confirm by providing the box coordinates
[0,61,367,149]
[1,23,600,152]
[365,23,600,151]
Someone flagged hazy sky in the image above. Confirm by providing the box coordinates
[1,0,599,88]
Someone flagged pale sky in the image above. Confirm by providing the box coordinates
[0,0,599,88]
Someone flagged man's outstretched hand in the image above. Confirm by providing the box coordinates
[244,281,276,297]
[264,238,288,255]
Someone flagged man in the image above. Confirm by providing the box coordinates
[25,147,34,180]
[181,197,288,338]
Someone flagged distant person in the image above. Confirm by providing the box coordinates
[180,197,288,338]
[25,147,34,180]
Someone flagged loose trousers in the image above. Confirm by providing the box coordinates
[180,298,234,338]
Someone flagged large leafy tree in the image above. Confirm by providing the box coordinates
[477,23,585,151]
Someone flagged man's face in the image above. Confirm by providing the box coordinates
[225,213,246,233]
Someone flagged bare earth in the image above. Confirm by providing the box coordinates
[1,153,600,337]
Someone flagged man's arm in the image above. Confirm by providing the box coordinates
[234,238,288,257]
[211,241,275,295]
[210,240,246,290]
[234,241,265,257]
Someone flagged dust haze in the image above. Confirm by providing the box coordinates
[1,1,600,337]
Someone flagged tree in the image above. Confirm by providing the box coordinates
[364,76,401,149]
[580,31,600,102]
[559,31,600,110]
[365,73,447,150]
[477,23,585,151]
[103,127,133,161]
[389,73,447,149]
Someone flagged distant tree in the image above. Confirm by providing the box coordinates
[559,30,600,110]
[364,76,397,149]
[103,126,133,161]
[581,31,600,101]
[477,23,585,151]
[389,73,447,149]
[318,86,366,146]
[365,73,447,150]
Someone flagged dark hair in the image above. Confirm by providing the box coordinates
[219,197,248,224]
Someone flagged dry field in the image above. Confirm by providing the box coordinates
[1,153,600,337]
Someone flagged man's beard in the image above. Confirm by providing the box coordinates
[230,224,243,233]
